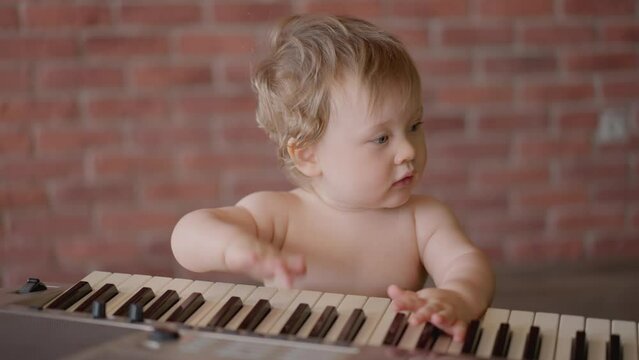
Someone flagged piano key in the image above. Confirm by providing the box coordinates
[556,315,585,360]
[507,310,535,360]
[143,289,180,320]
[105,274,152,316]
[145,278,192,311]
[432,333,453,354]
[308,305,339,339]
[397,321,426,350]
[266,290,321,336]
[352,297,391,346]
[238,298,271,332]
[336,308,367,344]
[195,284,255,328]
[447,333,464,355]
[366,299,400,346]
[225,287,278,331]
[608,334,621,360]
[382,312,408,346]
[324,295,367,343]
[253,288,299,335]
[113,286,155,317]
[475,308,511,358]
[523,326,541,360]
[159,280,214,323]
[586,318,611,360]
[280,303,312,336]
[45,271,111,310]
[74,283,119,313]
[165,292,205,323]
[207,296,243,328]
[462,319,482,354]
[112,276,173,316]
[67,273,130,312]
[492,323,512,357]
[611,320,638,360]
[534,312,560,360]
[296,292,344,339]
[185,282,234,327]
[415,322,441,350]
[571,330,587,360]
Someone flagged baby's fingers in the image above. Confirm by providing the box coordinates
[387,285,427,311]
[431,312,467,342]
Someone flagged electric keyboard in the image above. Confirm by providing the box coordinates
[1,271,637,360]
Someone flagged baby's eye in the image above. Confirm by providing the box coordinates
[372,134,389,144]
[410,121,423,132]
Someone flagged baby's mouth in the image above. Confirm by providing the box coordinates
[393,174,414,187]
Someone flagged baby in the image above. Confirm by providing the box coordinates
[171,14,494,342]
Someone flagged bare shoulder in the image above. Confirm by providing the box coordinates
[236,190,300,248]
[408,195,463,248]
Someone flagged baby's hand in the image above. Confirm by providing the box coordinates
[224,240,306,288]
[387,285,472,342]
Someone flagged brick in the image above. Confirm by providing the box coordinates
[388,26,429,48]
[391,0,468,18]
[441,24,513,46]
[590,234,639,258]
[0,37,77,60]
[132,126,211,148]
[593,184,639,203]
[226,170,291,199]
[551,207,626,231]
[55,238,142,265]
[0,67,30,92]
[182,152,277,172]
[25,4,111,28]
[564,51,639,73]
[179,33,256,55]
[434,84,513,105]
[0,6,18,28]
[477,110,549,133]
[603,79,639,99]
[472,164,550,188]
[10,213,91,238]
[0,130,30,155]
[440,190,508,212]
[224,62,251,84]
[521,82,595,103]
[87,97,169,120]
[516,135,590,159]
[37,128,121,153]
[0,186,48,208]
[0,99,78,123]
[558,158,628,183]
[142,180,217,202]
[178,94,256,115]
[513,186,589,208]
[557,110,599,133]
[301,0,382,18]
[1,158,83,182]
[85,36,169,57]
[604,23,639,42]
[417,57,471,77]
[53,182,134,205]
[466,211,545,235]
[483,54,557,75]
[478,0,554,17]
[133,65,212,89]
[214,1,292,22]
[428,137,510,161]
[523,25,596,46]
[506,236,584,263]
[40,66,124,90]
[421,165,469,187]
[121,4,201,25]
[423,114,466,133]
[94,153,173,177]
[564,0,635,16]
[98,209,179,232]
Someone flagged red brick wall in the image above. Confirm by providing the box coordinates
[1,0,638,286]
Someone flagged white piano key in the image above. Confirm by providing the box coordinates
[447,334,464,355]
[612,320,638,360]
[266,290,322,335]
[475,308,511,358]
[185,282,234,327]
[145,278,193,312]
[352,297,391,346]
[507,310,535,360]
[432,334,452,354]
[66,273,130,312]
[106,274,152,316]
[555,314,585,360]
[194,284,256,328]
[586,318,610,360]
[297,292,345,338]
[324,295,367,343]
[366,300,401,346]
[398,322,426,350]
[533,312,560,360]
[225,286,278,331]
[129,276,173,311]
[254,288,300,335]
[45,270,112,308]
[158,280,214,322]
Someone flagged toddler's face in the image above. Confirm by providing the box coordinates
[311,75,426,210]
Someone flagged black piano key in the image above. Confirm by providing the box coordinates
[144,289,180,320]
[462,319,482,354]
[492,322,511,357]
[523,325,541,360]
[207,296,243,329]
[280,303,311,335]
[571,330,588,360]
[607,334,621,360]
[114,287,155,317]
[74,283,118,313]
[238,299,271,331]
[416,322,442,350]
[166,292,205,323]
[382,312,408,346]
[47,281,92,310]
[336,308,366,344]
[308,305,338,339]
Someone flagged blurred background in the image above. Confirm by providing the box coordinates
[0,0,637,311]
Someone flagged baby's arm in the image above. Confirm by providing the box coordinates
[388,198,495,341]
[170,192,305,288]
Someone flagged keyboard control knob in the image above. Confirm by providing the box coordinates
[128,303,144,323]
[149,327,180,342]
[91,300,106,319]
[17,278,47,294]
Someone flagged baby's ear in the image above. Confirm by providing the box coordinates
[287,139,321,177]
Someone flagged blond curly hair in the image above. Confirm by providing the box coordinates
[252,14,422,184]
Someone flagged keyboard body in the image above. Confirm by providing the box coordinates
[0,271,637,360]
